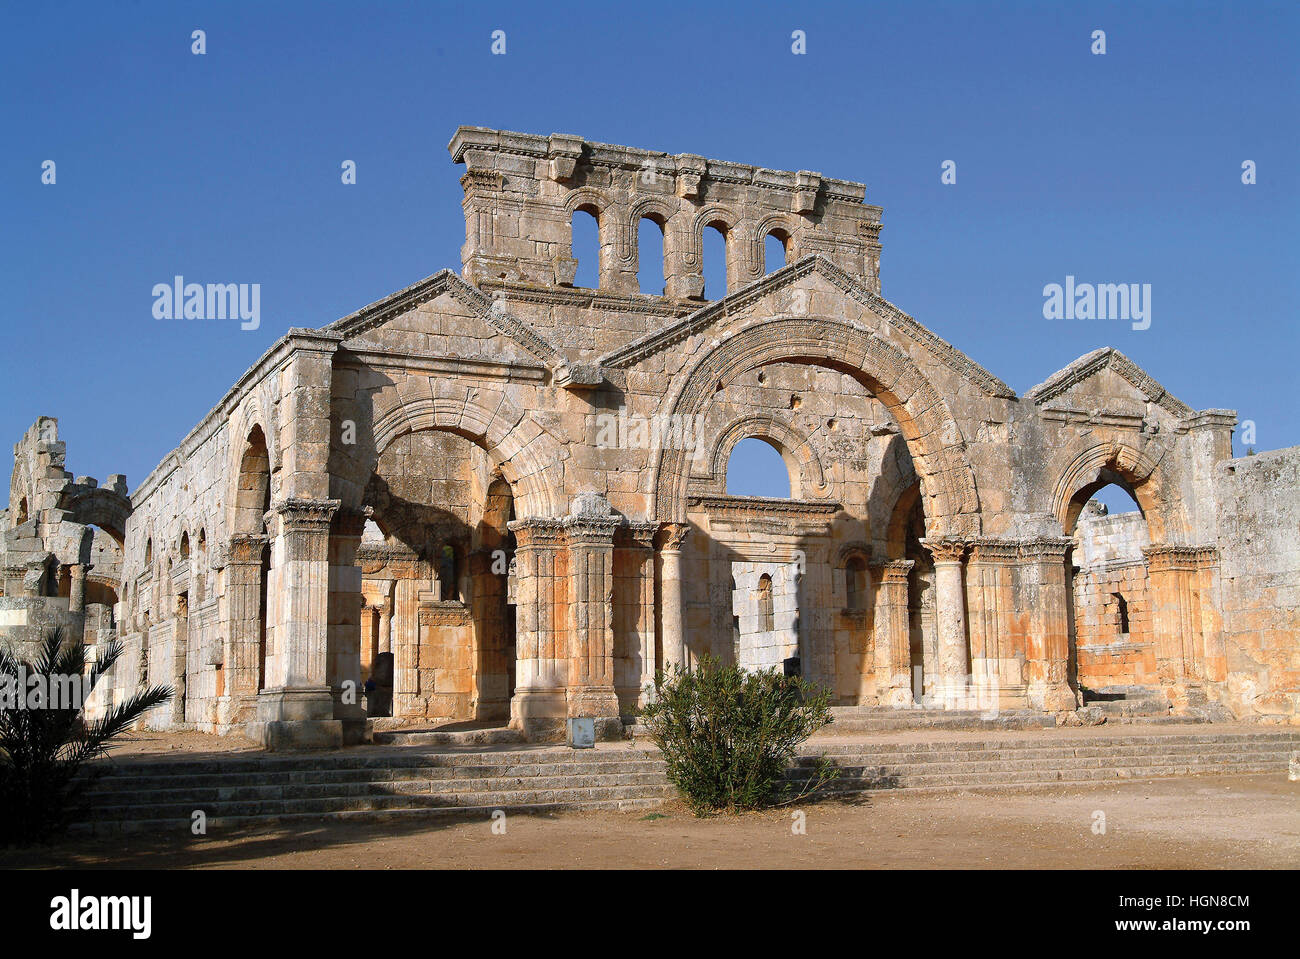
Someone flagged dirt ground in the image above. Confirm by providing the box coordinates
[5,773,1296,870]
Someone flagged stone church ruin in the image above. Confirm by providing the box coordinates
[3,127,1297,747]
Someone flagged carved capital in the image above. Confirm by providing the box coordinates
[920,537,968,564]
[658,522,691,552]
[226,534,269,567]
[508,517,565,550]
[879,559,915,584]
[272,497,340,532]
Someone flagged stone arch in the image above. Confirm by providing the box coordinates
[59,486,131,543]
[1051,440,1181,542]
[564,187,616,267]
[706,414,827,497]
[688,204,740,271]
[626,194,679,261]
[885,480,922,560]
[371,392,561,519]
[653,317,981,536]
[231,423,273,535]
[750,212,801,268]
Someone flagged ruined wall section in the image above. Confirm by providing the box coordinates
[448,125,883,362]
[1071,507,1156,689]
[1213,446,1300,721]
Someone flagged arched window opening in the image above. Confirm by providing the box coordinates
[1113,592,1130,636]
[179,532,190,560]
[438,543,460,602]
[846,556,867,610]
[726,437,792,498]
[703,223,727,299]
[638,217,666,295]
[1090,483,1142,516]
[571,208,600,289]
[757,573,774,633]
[145,538,153,567]
[15,497,28,526]
[764,231,788,274]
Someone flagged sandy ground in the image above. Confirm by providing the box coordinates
[5,774,1296,870]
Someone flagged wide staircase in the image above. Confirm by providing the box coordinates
[75,726,1300,836]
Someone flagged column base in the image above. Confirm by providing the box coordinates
[567,686,622,741]
[1028,681,1079,712]
[510,688,567,742]
[252,686,343,750]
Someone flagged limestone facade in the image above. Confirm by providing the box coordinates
[2,126,1297,744]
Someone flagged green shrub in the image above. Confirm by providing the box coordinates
[640,654,836,814]
[0,628,172,845]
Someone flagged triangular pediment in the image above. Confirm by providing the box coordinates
[597,255,1016,398]
[323,269,566,373]
[1025,348,1194,420]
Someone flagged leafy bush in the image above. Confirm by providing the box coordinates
[0,628,172,845]
[640,654,836,814]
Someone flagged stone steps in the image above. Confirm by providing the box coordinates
[821,708,1057,732]
[371,726,525,747]
[73,729,1300,836]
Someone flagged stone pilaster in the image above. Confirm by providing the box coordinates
[873,559,915,706]
[563,494,622,737]
[921,537,969,709]
[327,507,367,742]
[1143,544,1219,709]
[966,539,1028,710]
[506,517,567,736]
[1021,537,1077,712]
[615,521,659,711]
[224,533,268,723]
[658,522,691,671]
[257,497,342,750]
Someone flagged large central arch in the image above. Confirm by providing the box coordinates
[652,317,982,536]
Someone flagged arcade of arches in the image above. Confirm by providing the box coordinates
[3,127,1296,747]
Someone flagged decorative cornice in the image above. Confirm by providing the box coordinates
[686,494,842,517]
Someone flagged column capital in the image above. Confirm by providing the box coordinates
[967,538,1023,565]
[920,537,969,564]
[225,533,269,567]
[657,522,691,552]
[615,520,660,550]
[271,497,340,532]
[508,517,565,549]
[1017,536,1073,563]
[878,558,915,584]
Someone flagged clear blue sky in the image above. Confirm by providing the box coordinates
[2,0,1296,508]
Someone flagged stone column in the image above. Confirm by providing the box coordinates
[921,538,969,709]
[507,517,566,736]
[563,493,622,738]
[873,559,915,706]
[258,497,342,749]
[1022,537,1078,712]
[376,597,393,655]
[658,522,691,672]
[172,592,189,724]
[224,533,267,722]
[68,563,88,613]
